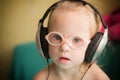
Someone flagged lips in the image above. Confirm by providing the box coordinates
[59,57,70,63]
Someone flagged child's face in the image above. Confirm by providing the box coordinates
[47,9,95,69]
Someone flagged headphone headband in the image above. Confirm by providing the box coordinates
[39,0,107,29]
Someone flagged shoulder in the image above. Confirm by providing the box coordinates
[33,68,48,80]
[88,63,110,80]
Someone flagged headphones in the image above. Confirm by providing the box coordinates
[36,0,108,63]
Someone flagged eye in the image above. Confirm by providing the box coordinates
[54,34,61,40]
[49,33,62,44]
[74,38,80,43]
[72,36,83,47]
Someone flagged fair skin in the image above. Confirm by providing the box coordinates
[34,1,110,80]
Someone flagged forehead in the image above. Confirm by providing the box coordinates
[49,11,90,37]
[48,1,96,38]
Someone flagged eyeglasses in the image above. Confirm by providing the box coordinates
[45,32,90,49]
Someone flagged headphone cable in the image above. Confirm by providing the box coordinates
[80,63,92,80]
[46,58,50,80]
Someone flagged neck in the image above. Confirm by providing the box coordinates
[51,63,85,80]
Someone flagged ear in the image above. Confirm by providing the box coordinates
[98,17,104,32]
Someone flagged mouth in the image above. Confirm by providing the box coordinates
[59,57,70,63]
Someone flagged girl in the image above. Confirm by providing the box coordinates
[34,0,110,80]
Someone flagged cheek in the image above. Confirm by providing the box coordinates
[72,45,88,64]
[74,49,86,59]
[75,44,89,59]
[48,45,58,58]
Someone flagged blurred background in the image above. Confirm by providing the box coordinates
[0,0,120,80]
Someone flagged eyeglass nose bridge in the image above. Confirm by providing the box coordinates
[60,38,74,48]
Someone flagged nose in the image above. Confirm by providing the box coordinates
[59,42,70,52]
